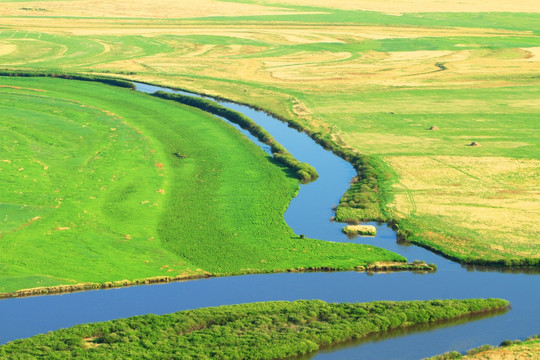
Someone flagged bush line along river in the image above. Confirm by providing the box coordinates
[0,82,538,359]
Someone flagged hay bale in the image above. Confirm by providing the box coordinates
[469,141,481,147]
[429,125,439,130]
[342,225,377,236]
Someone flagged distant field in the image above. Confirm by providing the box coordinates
[0,77,405,294]
[0,0,538,265]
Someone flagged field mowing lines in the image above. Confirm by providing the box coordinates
[384,158,417,216]
[76,39,166,68]
[135,62,163,73]
[183,44,215,58]
[92,39,112,58]
[79,142,115,170]
[263,52,356,71]
[398,67,445,78]
[398,180,417,216]
[427,156,493,185]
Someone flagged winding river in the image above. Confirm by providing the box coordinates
[0,82,538,359]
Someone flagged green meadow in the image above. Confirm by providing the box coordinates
[0,76,407,294]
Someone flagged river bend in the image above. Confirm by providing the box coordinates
[0,82,538,360]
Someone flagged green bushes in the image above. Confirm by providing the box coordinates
[152,91,318,183]
[500,339,521,347]
[0,69,135,89]
[465,344,496,355]
[334,154,394,223]
[424,351,463,360]
[289,130,394,223]
[0,299,509,359]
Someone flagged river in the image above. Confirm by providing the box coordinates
[0,82,538,359]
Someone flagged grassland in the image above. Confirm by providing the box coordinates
[0,76,412,295]
[0,299,509,359]
[0,0,537,266]
[462,338,540,360]
[426,334,540,360]
[0,0,538,272]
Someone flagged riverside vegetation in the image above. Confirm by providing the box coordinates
[0,0,536,266]
[425,333,540,360]
[0,76,419,295]
[342,225,377,237]
[0,299,510,359]
[152,90,318,183]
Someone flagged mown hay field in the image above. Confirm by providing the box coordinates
[0,0,538,265]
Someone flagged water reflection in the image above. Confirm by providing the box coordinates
[462,264,540,275]
[295,308,509,360]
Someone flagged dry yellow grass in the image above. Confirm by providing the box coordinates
[6,0,539,17]
[463,341,540,360]
[385,156,540,260]
[0,0,308,19]
[246,0,540,14]
[519,46,540,61]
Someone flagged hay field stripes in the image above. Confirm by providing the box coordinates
[0,23,539,87]
[0,30,176,69]
[233,0,540,14]
[387,163,417,217]
[2,0,540,18]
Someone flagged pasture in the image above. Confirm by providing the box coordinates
[0,0,538,277]
[0,76,408,294]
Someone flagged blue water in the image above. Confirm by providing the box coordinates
[0,82,537,360]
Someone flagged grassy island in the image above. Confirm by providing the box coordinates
[0,299,509,359]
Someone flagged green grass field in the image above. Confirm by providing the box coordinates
[0,298,509,359]
[0,0,540,288]
[0,76,408,294]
